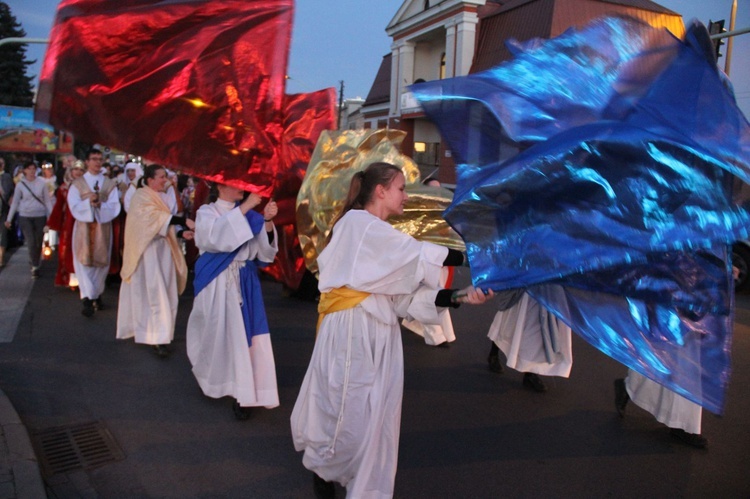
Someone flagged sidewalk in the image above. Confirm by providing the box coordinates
[0,246,47,499]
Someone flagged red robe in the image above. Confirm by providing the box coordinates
[109,209,124,276]
[46,184,76,287]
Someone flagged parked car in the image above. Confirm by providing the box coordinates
[732,240,750,293]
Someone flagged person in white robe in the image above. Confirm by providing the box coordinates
[67,148,121,316]
[186,183,279,420]
[120,162,143,210]
[615,369,706,448]
[116,165,192,358]
[291,162,493,499]
[40,162,59,249]
[162,169,181,215]
[486,289,573,392]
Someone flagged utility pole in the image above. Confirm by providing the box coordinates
[337,80,344,130]
[725,0,738,75]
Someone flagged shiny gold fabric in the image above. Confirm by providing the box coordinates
[296,129,464,274]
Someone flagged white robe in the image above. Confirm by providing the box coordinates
[161,185,179,215]
[291,209,449,499]
[186,200,279,408]
[625,369,702,434]
[401,267,456,345]
[116,218,177,345]
[43,176,59,247]
[123,184,136,213]
[487,292,573,377]
[67,172,121,300]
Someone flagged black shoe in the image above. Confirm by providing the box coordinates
[232,401,251,421]
[152,345,170,359]
[670,428,708,449]
[523,372,548,392]
[614,378,629,417]
[313,473,335,499]
[93,297,105,311]
[436,341,450,348]
[81,298,95,317]
[488,353,504,374]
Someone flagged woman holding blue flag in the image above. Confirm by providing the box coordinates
[291,162,493,498]
[186,183,279,420]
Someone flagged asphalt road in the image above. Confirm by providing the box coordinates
[0,250,748,498]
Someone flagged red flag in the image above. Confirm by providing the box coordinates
[36,0,293,195]
[262,88,336,290]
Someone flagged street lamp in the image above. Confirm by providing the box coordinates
[0,37,49,48]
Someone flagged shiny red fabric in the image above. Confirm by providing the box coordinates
[261,88,336,290]
[36,0,294,196]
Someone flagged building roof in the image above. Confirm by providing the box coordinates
[363,54,392,107]
[361,0,684,115]
[471,0,683,73]
[599,0,678,15]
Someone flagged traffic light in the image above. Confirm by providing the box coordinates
[708,19,726,61]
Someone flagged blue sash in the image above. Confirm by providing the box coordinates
[193,247,240,296]
[239,260,269,346]
[193,207,269,346]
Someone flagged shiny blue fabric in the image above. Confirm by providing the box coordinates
[412,16,750,413]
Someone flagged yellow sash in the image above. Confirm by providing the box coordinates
[317,287,371,332]
[121,187,188,295]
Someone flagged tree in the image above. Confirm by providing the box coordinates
[0,2,35,107]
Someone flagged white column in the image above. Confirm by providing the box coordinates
[455,15,478,76]
[390,45,400,116]
[390,40,416,116]
[444,21,457,78]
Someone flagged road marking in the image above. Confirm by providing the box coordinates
[0,246,33,342]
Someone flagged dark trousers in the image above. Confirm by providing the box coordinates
[18,216,46,268]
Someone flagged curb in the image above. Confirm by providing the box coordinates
[0,389,46,499]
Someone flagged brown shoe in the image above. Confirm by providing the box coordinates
[153,345,170,358]
[670,428,708,449]
[232,401,251,421]
[523,372,547,392]
[81,298,95,317]
[614,378,629,417]
[488,353,504,374]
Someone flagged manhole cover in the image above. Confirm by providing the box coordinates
[30,421,125,478]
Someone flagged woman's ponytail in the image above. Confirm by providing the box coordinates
[327,163,402,241]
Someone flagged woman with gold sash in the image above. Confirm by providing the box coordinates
[116,164,192,358]
[291,162,493,499]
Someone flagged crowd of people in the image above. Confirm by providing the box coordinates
[0,151,200,285]
[0,154,712,498]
